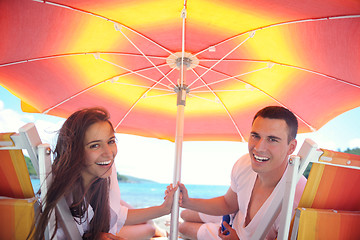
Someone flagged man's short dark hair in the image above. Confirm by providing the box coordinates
[252,106,298,143]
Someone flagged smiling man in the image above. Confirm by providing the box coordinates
[178,106,307,240]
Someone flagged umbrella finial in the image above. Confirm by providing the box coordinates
[208,46,216,52]
[267,62,275,68]
[181,8,187,19]
[109,76,119,83]
[93,53,100,60]
[114,23,122,32]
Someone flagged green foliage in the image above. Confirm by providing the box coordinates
[343,147,360,155]
[302,147,360,179]
[302,162,312,179]
[25,156,37,176]
[117,173,129,182]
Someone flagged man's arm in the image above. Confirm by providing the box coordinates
[178,183,239,216]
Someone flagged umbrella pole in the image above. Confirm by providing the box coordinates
[169,86,188,240]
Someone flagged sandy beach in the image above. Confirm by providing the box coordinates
[153,215,185,239]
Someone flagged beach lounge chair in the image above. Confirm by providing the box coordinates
[0,123,43,239]
[285,140,360,240]
[0,123,81,239]
[251,138,360,240]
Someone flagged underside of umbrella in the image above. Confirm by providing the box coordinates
[1,0,360,239]
[1,0,360,142]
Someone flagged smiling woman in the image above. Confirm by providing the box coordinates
[34,107,121,240]
[32,107,178,240]
[82,121,118,188]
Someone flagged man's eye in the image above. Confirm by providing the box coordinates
[269,138,278,142]
[251,134,259,139]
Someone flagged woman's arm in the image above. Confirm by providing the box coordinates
[124,184,177,225]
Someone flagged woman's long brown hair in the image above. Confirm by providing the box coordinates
[32,107,115,240]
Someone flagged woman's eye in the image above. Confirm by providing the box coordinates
[108,138,117,144]
[89,144,100,149]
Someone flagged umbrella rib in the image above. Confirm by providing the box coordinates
[32,0,175,56]
[191,89,255,93]
[188,35,253,88]
[42,81,106,114]
[180,1,187,87]
[195,59,360,90]
[200,58,273,63]
[99,56,173,90]
[116,28,177,88]
[108,62,174,91]
[0,52,167,68]
[190,64,318,132]
[0,53,86,67]
[188,93,218,103]
[42,63,173,114]
[141,92,176,99]
[112,82,173,92]
[108,52,168,60]
[238,81,318,132]
[276,62,360,89]
[262,96,318,132]
[189,69,245,142]
[194,14,360,56]
[191,65,270,91]
[114,69,176,130]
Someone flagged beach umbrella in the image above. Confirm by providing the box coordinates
[1,0,360,238]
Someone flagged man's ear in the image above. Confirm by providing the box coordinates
[288,139,297,155]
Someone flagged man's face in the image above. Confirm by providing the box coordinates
[248,117,297,177]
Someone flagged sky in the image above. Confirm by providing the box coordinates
[1,85,359,185]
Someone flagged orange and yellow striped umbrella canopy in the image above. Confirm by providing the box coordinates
[1,0,360,142]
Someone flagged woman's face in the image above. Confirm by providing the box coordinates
[81,121,117,188]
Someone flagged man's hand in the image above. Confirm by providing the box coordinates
[177,182,190,208]
[218,221,239,240]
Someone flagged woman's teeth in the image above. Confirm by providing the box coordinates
[96,160,111,165]
[254,154,270,162]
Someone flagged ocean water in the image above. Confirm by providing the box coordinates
[31,179,229,208]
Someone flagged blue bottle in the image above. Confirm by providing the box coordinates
[221,214,231,235]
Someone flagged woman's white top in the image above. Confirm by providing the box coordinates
[56,166,128,239]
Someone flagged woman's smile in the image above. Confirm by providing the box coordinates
[82,121,118,188]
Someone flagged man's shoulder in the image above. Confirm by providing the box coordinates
[231,154,254,181]
[230,153,256,195]
[233,153,251,169]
